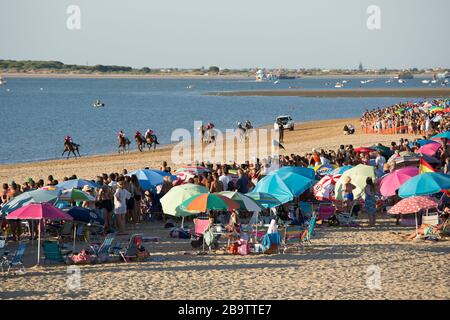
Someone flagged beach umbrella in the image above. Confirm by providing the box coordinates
[56,179,99,190]
[253,167,315,204]
[64,206,105,251]
[174,166,210,175]
[431,131,450,140]
[413,139,438,147]
[334,164,376,201]
[331,165,353,175]
[1,189,61,215]
[160,183,208,219]
[388,196,438,215]
[370,145,394,158]
[59,188,95,202]
[219,191,263,212]
[180,193,239,212]
[354,147,375,154]
[313,164,338,176]
[417,142,441,156]
[126,169,172,191]
[245,192,282,209]
[313,174,341,201]
[398,172,450,198]
[6,203,73,265]
[379,167,419,197]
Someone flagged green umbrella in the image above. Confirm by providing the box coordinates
[1,189,61,215]
[59,188,95,202]
[180,193,240,212]
[370,145,394,158]
[160,183,208,217]
[334,164,375,201]
[219,191,263,212]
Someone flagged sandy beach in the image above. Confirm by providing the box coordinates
[1,118,448,300]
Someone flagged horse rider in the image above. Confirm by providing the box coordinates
[245,120,252,129]
[118,130,125,140]
[136,130,143,139]
[145,128,154,139]
[64,135,73,144]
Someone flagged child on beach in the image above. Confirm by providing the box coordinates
[114,177,131,233]
[342,177,356,212]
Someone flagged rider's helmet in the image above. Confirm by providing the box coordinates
[136,131,141,135]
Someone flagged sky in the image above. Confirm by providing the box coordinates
[0,0,449,70]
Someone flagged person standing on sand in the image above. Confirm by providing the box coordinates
[364,177,377,227]
[219,166,232,191]
[130,175,143,224]
[97,184,114,233]
[114,177,131,233]
[342,177,356,213]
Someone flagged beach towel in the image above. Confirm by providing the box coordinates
[261,232,281,252]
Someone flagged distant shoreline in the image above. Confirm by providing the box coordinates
[0,71,436,80]
[210,88,450,98]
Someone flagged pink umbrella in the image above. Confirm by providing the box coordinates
[417,142,441,156]
[379,167,419,197]
[7,203,73,265]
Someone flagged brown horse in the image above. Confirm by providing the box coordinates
[135,133,145,152]
[118,136,131,154]
[145,133,159,151]
[62,141,80,159]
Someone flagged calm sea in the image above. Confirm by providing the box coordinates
[0,76,432,164]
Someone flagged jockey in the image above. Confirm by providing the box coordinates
[136,130,142,138]
[145,128,154,138]
[118,130,124,139]
[64,135,73,144]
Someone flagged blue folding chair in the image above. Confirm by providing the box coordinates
[2,243,26,273]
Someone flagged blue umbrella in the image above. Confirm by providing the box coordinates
[126,169,174,191]
[246,191,282,209]
[431,131,450,140]
[57,179,99,190]
[398,172,450,198]
[331,165,353,175]
[253,167,315,204]
[64,207,104,225]
[413,139,438,147]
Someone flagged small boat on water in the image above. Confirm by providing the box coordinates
[92,100,105,108]
[334,82,343,88]
[431,80,437,84]
[273,80,280,84]
[398,79,406,84]
[421,80,430,84]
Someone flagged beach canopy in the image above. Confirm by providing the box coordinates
[388,196,438,215]
[180,193,239,212]
[160,183,208,217]
[219,191,263,212]
[398,172,450,198]
[7,203,73,265]
[379,167,419,197]
[417,141,441,156]
[253,166,315,204]
[59,188,95,202]
[0,189,61,215]
[334,164,376,200]
[313,174,341,201]
[126,169,175,191]
[245,192,282,209]
[56,179,99,190]
[432,131,450,140]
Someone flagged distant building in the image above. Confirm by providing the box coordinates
[358,62,364,72]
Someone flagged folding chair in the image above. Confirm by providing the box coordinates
[89,233,115,262]
[42,240,71,264]
[190,218,211,251]
[1,243,26,273]
[119,234,143,263]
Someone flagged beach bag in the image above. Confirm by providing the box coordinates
[237,240,249,255]
[71,249,93,265]
[227,242,239,255]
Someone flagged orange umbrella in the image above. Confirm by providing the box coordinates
[180,193,240,212]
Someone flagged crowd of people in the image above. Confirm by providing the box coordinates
[360,99,450,135]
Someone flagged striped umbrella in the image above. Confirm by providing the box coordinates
[313,174,341,201]
[180,193,239,212]
[219,191,263,212]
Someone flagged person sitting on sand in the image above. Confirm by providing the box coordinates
[225,210,240,234]
[407,213,449,240]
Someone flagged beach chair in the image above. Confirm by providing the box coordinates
[422,210,439,226]
[282,225,304,253]
[261,232,282,254]
[119,234,143,263]
[58,221,74,242]
[299,201,313,219]
[42,240,71,264]
[190,218,210,250]
[300,214,317,245]
[1,243,26,274]
[316,202,336,223]
[89,233,115,262]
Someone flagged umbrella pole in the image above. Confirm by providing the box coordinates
[181,217,184,229]
[73,223,77,253]
[255,211,258,244]
[415,212,418,237]
[37,219,41,265]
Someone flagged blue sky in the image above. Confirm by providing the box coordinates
[0,0,449,69]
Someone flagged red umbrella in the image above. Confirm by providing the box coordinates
[417,142,441,156]
[354,147,375,153]
[388,196,438,215]
[7,203,73,265]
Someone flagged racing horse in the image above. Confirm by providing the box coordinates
[62,141,81,159]
[135,132,145,152]
[118,135,131,154]
[145,133,159,151]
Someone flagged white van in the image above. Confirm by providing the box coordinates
[274,115,295,131]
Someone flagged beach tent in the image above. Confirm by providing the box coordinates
[6,203,73,265]
[379,167,419,197]
[0,189,61,215]
[398,172,450,198]
[334,164,375,201]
